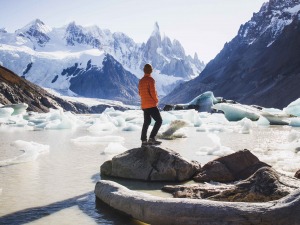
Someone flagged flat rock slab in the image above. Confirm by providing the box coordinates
[101,146,200,181]
[95,180,300,225]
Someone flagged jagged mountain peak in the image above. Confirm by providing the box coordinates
[162,0,300,109]
[151,22,161,37]
[15,18,51,47]
[0,28,7,33]
[238,0,300,46]
[17,19,51,34]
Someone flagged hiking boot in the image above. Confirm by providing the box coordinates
[141,140,149,147]
[148,138,162,145]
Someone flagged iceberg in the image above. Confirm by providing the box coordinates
[283,98,300,116]
[1,103,28,115]
[0,107,14,118]
[212,103,260,121]
[0,140,49,167]
[0,103,28,116]
[163,91,219,112]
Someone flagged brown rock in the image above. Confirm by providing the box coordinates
[194,160,234,182]
[295,170,300,179]
[194,149,270,183]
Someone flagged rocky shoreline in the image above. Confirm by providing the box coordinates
[95,146,300,224]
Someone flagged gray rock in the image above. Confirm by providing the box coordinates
[100,146,200,181]
[95,180,300,225]
[194,149,270,182]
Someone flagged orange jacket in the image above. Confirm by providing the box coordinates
[138,74,159,109]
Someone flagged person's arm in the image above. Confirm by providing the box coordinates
[149,78,159,104]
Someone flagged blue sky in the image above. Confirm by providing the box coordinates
[0,0,266,63]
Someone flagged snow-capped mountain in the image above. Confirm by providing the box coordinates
[0,20,205,104]
[162,0,300,109]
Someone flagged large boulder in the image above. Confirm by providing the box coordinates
[194,149,270,182]
[100,146,200,181]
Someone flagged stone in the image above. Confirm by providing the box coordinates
[95,180,300,225]
[209,167,290,202]
[100,146,201,181]
[194,160,234,182]
[295,170,300,179]
[194,149,270,182]
[164,167,298,203]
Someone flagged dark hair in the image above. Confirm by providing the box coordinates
[143,64,153,74]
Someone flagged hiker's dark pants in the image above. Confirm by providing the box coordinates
[141,107,162,141]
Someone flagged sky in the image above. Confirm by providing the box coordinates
[0,0,266,63]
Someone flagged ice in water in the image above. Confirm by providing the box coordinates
[103,142,127,155]
[284,98,300,116]
[0,140,49,167]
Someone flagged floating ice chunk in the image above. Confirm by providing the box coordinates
[158,120,189,139]
[1,103,28,115]
[0,140,49,167]
[197,124,232,133]
[260,111,291,125]
[173,128,188,139]
[289,118,300,127]
[87,119,117,133]
[0,107,14,118]
[182,110,202,127]
[161,111,177,125]
[103,107,124,117]
[212,103,260,121]
[71,135,124,144]
[187,91,218,112]
[103,142,127,154]
[196,132,234,156]
[262,107,284,114]
[238,118,254,134]
[204,113,229,125]
[256,116,270,126]
[122,123,141,131]
[283,98,300,116]
[287,130,300,142]
[196,144,234,157]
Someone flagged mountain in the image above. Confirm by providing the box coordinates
[0,20,205,104]
[162,0,300,109]
[0,65,128,113]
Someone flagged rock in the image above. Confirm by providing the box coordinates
[95,180,300,225]
[100,146,200,181]
[164,167,299,202]
[193,160,234,182]
[209,167,290,202]
[194,149,270,182]
[158,120,188,140]
[295,170,300,179]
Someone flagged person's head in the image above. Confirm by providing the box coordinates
[143,64,153,74]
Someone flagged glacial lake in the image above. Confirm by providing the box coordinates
[1,110,300,224]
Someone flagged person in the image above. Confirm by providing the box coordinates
[138,64,162,146]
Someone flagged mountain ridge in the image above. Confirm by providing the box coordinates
[162,0,300,109]
[0,19,205,103]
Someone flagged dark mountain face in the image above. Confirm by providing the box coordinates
[0,66,128,113]
[162,0,300,109]
[68,54,139,104]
